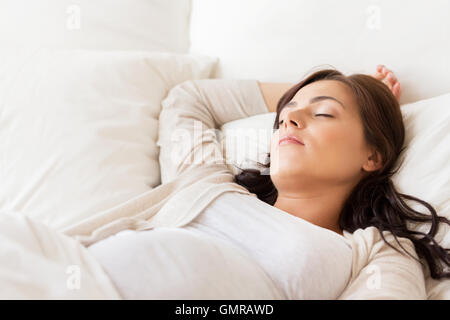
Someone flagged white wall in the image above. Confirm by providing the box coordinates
[0,0,192,52]
[190,0,450,104]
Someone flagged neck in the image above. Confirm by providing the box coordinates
[273,185,351,236]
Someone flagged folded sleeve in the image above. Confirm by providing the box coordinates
[338,227,427,300]
[157,79,269,184]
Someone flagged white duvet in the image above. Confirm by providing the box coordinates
[0,212,283,299]
[0,212,119,299]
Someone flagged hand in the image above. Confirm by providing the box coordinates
[373,64,402,101]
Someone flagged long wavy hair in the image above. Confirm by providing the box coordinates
[234,69,450,280]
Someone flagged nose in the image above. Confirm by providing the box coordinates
[284,110,303,129]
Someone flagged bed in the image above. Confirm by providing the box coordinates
[0,0,449,299]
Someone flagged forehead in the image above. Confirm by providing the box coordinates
[292,80,356,107]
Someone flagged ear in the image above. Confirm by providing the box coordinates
[362,149,383,173]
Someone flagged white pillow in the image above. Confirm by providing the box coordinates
[220,93,450,298]
[221,113,275,176]
[0,49,217,230]
[0,0,191,52]
[393,93,450,243]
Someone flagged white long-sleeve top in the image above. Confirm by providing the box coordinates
[88,191,353,299]
[184,191,353,299]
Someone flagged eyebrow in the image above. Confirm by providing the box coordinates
[285,96,346,109]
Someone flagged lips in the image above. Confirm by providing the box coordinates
[279,134,304,146]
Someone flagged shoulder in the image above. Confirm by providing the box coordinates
[343,226,422,280]
[343,226,417,256]
[339,226,427,299]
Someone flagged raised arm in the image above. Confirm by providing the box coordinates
[257,82,294,113]
[338,228,427,299]
[157,79,269,184]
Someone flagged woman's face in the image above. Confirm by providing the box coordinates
[270,80,374,190]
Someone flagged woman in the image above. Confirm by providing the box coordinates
[85,65,449,300]
[235,66,449,275]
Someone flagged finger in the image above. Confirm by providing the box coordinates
[373,71,384,80]
[374,65,386,80]
[382,66,390,76]
[387,72,397,86]
[393,82,401,98]
[382,78,393,91]
[388,71,397,81]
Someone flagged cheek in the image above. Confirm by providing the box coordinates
[314,124,367,165]
[269,122,367,174]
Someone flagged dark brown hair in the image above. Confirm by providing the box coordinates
[234,68,450,279]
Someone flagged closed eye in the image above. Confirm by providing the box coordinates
[278,114,333,125]
[315,114,334,118]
